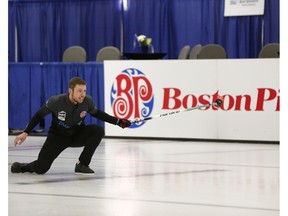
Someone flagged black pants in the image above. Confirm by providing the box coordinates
[24,125,104,174]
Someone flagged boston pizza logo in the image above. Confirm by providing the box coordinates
[110,68,154,128]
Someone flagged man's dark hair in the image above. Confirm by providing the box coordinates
[69,77,86,89]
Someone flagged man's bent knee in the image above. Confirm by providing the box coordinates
[90,125,105,138]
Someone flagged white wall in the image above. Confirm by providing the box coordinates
[104,59,279,141]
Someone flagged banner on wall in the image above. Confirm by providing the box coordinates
[224,0,265,16]
[104,59,279,141]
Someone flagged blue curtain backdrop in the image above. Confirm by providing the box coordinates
[9,0,121,62]
[263,0,280,45]
[8,0,279,61]
[122,0,169,55]
[8,1,16,62]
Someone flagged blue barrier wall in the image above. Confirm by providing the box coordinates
[8,62,105,132]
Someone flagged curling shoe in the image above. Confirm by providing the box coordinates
[75,162,95,175]
[11,162,28,173]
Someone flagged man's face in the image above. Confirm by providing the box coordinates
[69,84,86,104]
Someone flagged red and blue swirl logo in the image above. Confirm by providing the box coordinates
[110,68,154,128]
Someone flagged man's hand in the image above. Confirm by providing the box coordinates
[117,119,131,129]
[14,132,28,146]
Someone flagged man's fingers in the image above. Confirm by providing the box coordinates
[14,139,22,146]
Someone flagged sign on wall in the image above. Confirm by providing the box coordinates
[104,59,279,141]
[224,0,265,17]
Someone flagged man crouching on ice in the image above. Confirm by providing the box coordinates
[11,77,131,175]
